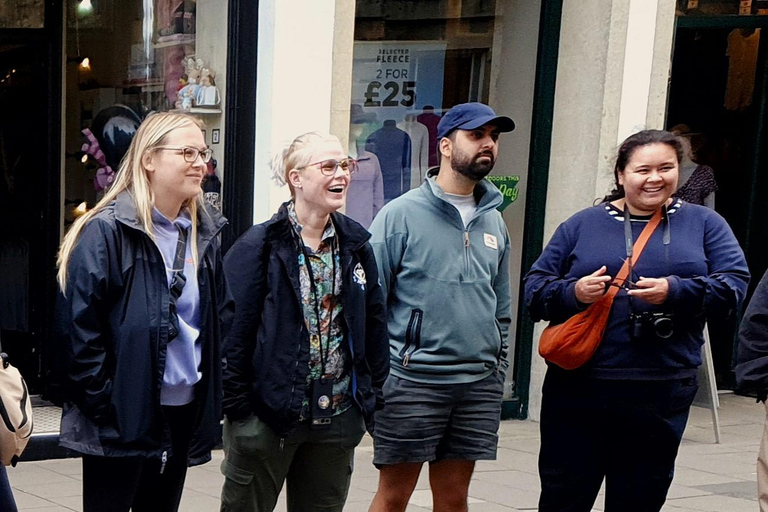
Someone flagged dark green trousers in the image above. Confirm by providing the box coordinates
[220,407,366,512]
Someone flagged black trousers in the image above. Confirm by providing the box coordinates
[538,369,698,512]
[82,402,198,512]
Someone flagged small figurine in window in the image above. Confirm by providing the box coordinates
[176,57,203,110]
[196,68,220,107]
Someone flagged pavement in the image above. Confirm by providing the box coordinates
[6,392,765,511]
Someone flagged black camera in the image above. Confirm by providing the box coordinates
[631,311,674,341]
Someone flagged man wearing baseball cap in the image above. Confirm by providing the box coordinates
[368,102,515,511]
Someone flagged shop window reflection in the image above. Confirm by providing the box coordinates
[63,0,227,227]
[346,0,496,228]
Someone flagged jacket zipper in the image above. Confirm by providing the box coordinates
[463,231,470,275]
[402,309,423,367]
[160,450,168,474]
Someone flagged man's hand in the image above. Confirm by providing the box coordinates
[627,276,669,305]
[574,266,612,305]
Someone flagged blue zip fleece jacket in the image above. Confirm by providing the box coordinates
[525,200,750,379]
[369,170,512,384]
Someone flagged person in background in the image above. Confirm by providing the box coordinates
[736,269,768,511]
[670,124,717,208]
[220,132,389,512]
[525,129,749,512]
[55,112,232,512]
[0,465,17,512]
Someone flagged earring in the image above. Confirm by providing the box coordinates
[295,184,302,189]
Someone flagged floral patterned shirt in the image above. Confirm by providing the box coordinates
[287,202,352,420]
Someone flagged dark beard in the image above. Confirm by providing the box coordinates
[451,151,495,181]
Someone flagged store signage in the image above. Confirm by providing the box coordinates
[487,175,520,212]
[352,41,447,122]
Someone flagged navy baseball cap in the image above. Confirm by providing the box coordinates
[437,102,515,139]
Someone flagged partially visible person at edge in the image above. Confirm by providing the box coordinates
[0,465,18,512]
[524,129,749,512]
[736,269,768,511]
[220,132,389,512]
[55,112,233,512]
[367,102,515,512]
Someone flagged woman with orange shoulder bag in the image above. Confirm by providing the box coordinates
[524,129,749,512]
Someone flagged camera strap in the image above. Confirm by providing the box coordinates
[168,225,188,341]
[612,206,664,298]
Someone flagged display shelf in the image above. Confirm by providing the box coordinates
[171,107,222,114]
[153,34,196,49]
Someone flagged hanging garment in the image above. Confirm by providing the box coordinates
[365,120,412,202]
[398,118,430,190]
[346,148,384,229]
[417,111,442,167]
[725,28,760,111]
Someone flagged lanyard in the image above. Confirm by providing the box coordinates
[622,201,670,291]
[297,230,336,374]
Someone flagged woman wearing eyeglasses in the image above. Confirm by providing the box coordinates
[220,132,389,512]
[524,130,749,512]
[55,112,232,512]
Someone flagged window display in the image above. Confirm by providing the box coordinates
[677,0,768,15]
[347,0,497,225]
[63,0,227,224]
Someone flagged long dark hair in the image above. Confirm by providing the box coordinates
[601,129,684,203]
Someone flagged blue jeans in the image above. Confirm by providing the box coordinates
[0,465,18,512]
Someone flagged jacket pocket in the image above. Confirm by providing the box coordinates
[495,320,504,360]
[399,309,423,367]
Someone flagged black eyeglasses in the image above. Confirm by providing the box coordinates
[154,146,213,163]
[300,158,358,176]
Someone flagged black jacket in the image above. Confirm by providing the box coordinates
[222,202,389,435]
[737,269,768,401]
[56,192,233,462]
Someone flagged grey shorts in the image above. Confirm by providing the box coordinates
[372,371,505,466]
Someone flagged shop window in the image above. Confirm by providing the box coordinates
[677,0,768,16]
[346,0,496,228]
[63,0,228,225]
[0,0,44,29]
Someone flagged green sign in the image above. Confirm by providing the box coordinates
[487,175,520,212]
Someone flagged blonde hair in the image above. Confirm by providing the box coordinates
[270,132,341,196]
[57,112,205,292]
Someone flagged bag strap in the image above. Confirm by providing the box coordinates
[605,207,663,299]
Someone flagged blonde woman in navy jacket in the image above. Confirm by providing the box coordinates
[220,132,389,512]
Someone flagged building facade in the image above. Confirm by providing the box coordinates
[2,0,768,458]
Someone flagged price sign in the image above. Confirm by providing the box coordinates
[364,80,416,108]
[353,42,446,124]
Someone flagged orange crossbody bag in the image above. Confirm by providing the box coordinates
[538,208,663,370]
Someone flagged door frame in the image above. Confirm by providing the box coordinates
[505,0,564,420]
[222,0,259,251]
[0,0,63,396]
[671,13,768,384]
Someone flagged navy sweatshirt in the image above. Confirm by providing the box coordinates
[525,200,750,379]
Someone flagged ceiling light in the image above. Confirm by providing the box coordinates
[77,0,93,15]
